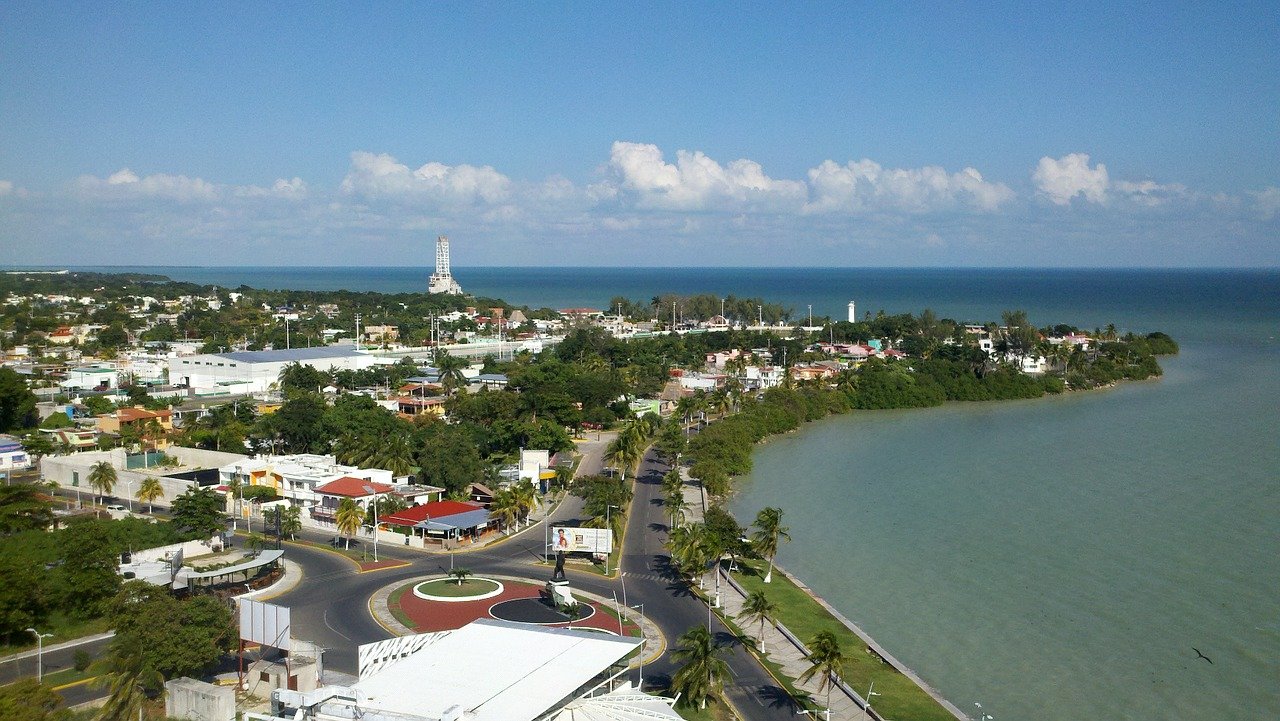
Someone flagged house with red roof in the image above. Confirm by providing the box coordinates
[381,499,492,544]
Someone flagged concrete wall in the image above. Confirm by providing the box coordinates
[132,538,221,564]
[168,445,249,469]
[165,677,235,721]
[42,451,194,508]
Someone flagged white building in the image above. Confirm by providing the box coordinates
[255,619,674,721]
[219,453,394,512]
[170,346,377,395]
[61,366,120,391]
[0,435,31,473]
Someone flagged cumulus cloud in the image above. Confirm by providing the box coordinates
[1251,187,1280,220]
[608,141,807,211]
[804,159,1014,214]
[339,151,511,205]
[1033,153,1110,205]
[77,168,220,202]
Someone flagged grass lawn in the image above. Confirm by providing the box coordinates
[0,613,111,655]
[41,666,95,688]
[676,696,739,721]
[414,577,501,598]
[732,560,953,721]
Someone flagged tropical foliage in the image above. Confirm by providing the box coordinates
[670,625,729,709]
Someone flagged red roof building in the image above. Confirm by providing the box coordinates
[382,499,485,528]
[315,477,393,497]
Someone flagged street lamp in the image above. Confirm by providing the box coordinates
[604,504,620,575]
[866,681,882,716]
[974,702,994,721]
[26,628,52,682]
[363,486,379,562]
[797,709,831,720]
[630,603,645,689]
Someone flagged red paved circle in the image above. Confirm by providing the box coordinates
[390,578,638,636]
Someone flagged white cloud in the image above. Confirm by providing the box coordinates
[1033,153,1110,205]
[0,180,12,196]
[235,177,309,199]
[339,151,510,205]
[804,159,1014,214]
[608,141,807,211]
[77,168,220,202]
[1251,187,1280,220]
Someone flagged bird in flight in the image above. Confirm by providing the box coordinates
[1192,647,1213,664]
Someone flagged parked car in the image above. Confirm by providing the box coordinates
[106,504,127,511]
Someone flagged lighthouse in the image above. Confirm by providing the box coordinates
[427,235,463,295]
[847,301,856,323]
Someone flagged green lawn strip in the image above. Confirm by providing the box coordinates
[732,560,952,721]
[414,578,500,598]
[0,613,112,656]
[39,666,94,687]
[676,696,739,721]
[709,600,817,712]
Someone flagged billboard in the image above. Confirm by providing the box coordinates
[550,526,613,555]
[239,599,291,651]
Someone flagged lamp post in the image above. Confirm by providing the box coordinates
[797,709,831,721]
[605,504,619,575]
[630,603,645,689]
[865,681,881,716]
[124,477,132,512]
[26,628,52,682]
[363,486,379,562]
[974,702,993,721]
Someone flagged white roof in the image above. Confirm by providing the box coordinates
[353,619,639,721]
[549,683,683,721]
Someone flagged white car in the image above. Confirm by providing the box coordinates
[106,504,127,512]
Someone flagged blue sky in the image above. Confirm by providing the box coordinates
[1,2,1277,267]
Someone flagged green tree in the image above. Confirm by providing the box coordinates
[490,488,520,533]
[87,461,117,505]
[0,483,55,535]
[751,506,791,584]
[169,487,225,539]
[0,678,72,721]
[0,553,49,640]
[799,630,848,711]
[573,474,632,541]
[280,505,302,540]
[447,567,473,585]
[670,625,729,710]
[663,486,688,530]
[414,424,484,497]
[277,362,331,397]
[0,368,39,432]
[56,521,121,619]
[135,476,163,513]
[334,497,363,550]
[739,589,780,646]
[433,349,468,395]
[19,432,54,464]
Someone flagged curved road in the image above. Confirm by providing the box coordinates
[273,446,800,719]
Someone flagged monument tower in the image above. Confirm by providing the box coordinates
[428,235,463,295]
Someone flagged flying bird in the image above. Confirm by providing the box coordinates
[1192,647,1213,664]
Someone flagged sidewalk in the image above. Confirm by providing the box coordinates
[677,470,872,721]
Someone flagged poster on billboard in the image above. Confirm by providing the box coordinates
[239,599,291,651]
[550,526,613,554]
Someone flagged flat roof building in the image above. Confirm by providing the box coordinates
[170,346,377,395]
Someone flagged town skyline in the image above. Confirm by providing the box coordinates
[2,3,1277,267]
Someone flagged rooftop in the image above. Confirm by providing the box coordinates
[314,477,393,497]
[215,346,365,364]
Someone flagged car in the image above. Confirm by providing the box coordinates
[106,504,127,511]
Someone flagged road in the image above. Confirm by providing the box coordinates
[15,442,800,719]
[270,444,800,720]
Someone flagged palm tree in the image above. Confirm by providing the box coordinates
[752,506,791,584]
[448,567,473,585]
[604,424,644,480]
[799,630,848,712]
[491,488,520,533]
[136,476,163,513]
[739,590,780,646]
[513,482,539,526]
[87,461,117,506]
[280,506,302,540]
[670,625,729,710]
[91,648,162,721]
[368,431,415,477]
[334,497,364,550]
[668,522,711,589]
[663,486,688,530]
[434,349,468,395]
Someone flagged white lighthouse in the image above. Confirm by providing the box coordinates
[847,301,856,323]
[428,235,463,295]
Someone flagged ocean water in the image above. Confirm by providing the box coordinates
[69,265,1280,719]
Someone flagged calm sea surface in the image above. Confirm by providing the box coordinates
[72,266,1279,719]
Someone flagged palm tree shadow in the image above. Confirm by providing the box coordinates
[758,684,803,712]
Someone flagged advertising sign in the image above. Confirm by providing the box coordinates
[550,526,613,554]
[239,599,291,651]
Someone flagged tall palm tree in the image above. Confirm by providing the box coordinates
[87,461,117,506]
[369,431,415,477]
[334,498,364,550]
[434,349,467,395]
[668,522,711,589]
[752,506,791,584]
[280,506,302,540]
[136,476,163,513]
[799,630,848,712]
[513,482,539,526]
[670,625,729,710]
[91,648,163,721]
[663,487,688,530]
[491,488,520,533]
[739,590,781,646]
[604,425,644,480]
